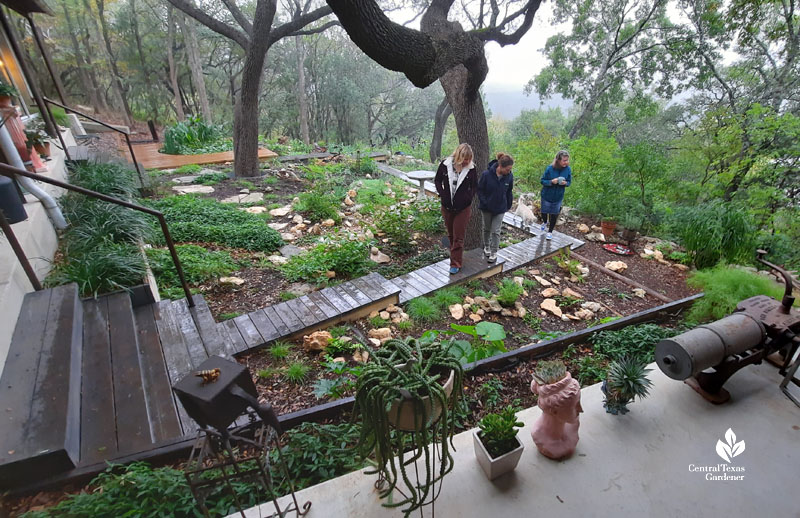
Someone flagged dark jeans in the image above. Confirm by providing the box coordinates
[544,211,559,232]
[441,206,471,268]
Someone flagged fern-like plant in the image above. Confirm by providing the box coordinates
[533,360,567,385]
[602,357,653,415]
[355,335,463,517]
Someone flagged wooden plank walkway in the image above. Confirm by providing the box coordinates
[128,142,278,170]
[502,212,584,250]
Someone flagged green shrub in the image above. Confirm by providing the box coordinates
[146,244,237,298]
[173,163,202,175]
[670,201,756,268]
[376,207,414,253]
[161,116,231,155]
[68,161,140,199]
[49,106,69,127]
[148,196,283,252]
[687,264,797,322]
[405,296,441,323]
[45,241,146,298]
[575,355,607,386]
[280,237,370,283]
[219,312,240,320]
[329,325,350,338]
[61,196,152,251]
[590,324,678,363]
[326,337,361,356]
[496,278,524,307]
[269,342,291,360]
[369,315,389,327]
[479,378,504,409]
[351,156,376,175]
[295,190,341,223]
[410,196,443,233]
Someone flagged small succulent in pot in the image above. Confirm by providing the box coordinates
[477,406,524,459]
[602,356,653,415]
[532,359,567,385]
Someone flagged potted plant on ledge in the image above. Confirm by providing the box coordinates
[0,81,16,107]
[25,126,50,157]
[473,406,524,480]
[355,334,464,517]
[602,356,653,415]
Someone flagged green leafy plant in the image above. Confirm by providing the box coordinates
[284,362,311,384]
[410,196,443,233]
[257,367,279,379]
[312,360,363,399]
[477,406,524,458]
[325,337,361,356]
[173,163,202,175]
[369,315,389,327]
[219,312,240,320]
[329,325,350,338]
[45,241,146,298]
[395,319,414,330]
[671,201,756,268]
[532,360,567,385]
[496,278,524,307]
[405,296,441,323]
[479,378,504,409]
[354,336,463,516]
[591,323,678,364]
[446,321,508,364]
[602,357,653,415]
[193,172,228,185]
[280,237,371,284]
[575,355,608,385]
[161,116,230,155]
[522,313,542,331]
[0,81,17,97]
[279,291,298,301]
[431,286,466,309]
[376,207,414,253]
[295,189,341,223]
[147,244,238,299]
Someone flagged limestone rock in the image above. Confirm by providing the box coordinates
[540,298,563,317]
[550,277,561,285]
[303,331,332,353]
[541,287,560,298]
[279,244,303,258]
[322,218,336,227]
[368,327,393,344]
[286,282,314,297]
[266,255,287,265]
[674,263,690,271]
[501,308,516,317]
[280,232,297,242]
[477,309,485,316]
[562,288,582,299]
[464,296,475,305]
[219,276,245,285]
[292,214,304,224]
[534,276,552,287]
[268,222,289,231]
[449,304,464,320]
[605,261,628,273]
[326,270,336,279]
[591,225,602,232]
[244,206,268,214]
[577,223,591,233]
[222,192,263,204]
[632,288,647,298]
[581,301,602,313]
[369,310,380,319]
[172,175,199,184]
[348,189,357,198]
[269,205,292,217]
[344,195,355,206]
[379,311,391,320]
[573,308,595,320]
[172,184,214,194]
[368,338,381,347]
[469,313,482,323]
[513,276,525,286]
[353,349,369,363]
[369,247,391,264]
[585,232,606,242]
[488,298,504,313]
[291,223,307,233]
[386,305,401,313]
[529,269,541,276]
[565,313,581,321]
[515,302,527,319]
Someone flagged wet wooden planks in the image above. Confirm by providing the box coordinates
[501,212,585,251]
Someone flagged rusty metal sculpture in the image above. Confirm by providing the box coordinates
[655,251,800,406]
[173,356,310,518]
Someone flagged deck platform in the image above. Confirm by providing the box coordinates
[128,142,278,170]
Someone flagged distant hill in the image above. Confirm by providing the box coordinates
[484,87,572,120]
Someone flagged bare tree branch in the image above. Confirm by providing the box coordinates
[220,0,254,35]
[166,0,249,48]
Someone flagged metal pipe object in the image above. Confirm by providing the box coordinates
[656,313,766,380]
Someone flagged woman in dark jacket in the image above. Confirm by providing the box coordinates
[478,152,514,263]
[540,150,571,240]
[435,143,478,274]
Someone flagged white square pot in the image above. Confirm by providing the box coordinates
[473,431,524,481]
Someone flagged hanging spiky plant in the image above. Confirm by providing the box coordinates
[602,356,653,415]
[354,335,463,517]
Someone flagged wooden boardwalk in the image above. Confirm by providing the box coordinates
[128,142,278,170]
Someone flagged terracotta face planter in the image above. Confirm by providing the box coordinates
[0,95,12,108]
[34,142,51,157]
[531,372,582,460]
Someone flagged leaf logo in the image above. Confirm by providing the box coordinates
[716,428,745,463]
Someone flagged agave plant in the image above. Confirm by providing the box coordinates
[532,359,567,385]
[602,356,653,415]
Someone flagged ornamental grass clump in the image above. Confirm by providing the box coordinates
[355,335,463,517]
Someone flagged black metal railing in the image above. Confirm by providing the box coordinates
[0,162,193,306]
[42,97,146,188]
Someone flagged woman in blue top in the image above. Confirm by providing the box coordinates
[540,150,571,240]
[477,152,514,263]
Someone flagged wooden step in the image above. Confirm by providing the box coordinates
[0,284,83,486]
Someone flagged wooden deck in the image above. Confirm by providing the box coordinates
[128,142,278,170]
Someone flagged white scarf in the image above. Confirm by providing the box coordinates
[444,156,474,204]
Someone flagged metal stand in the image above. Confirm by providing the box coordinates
[184,411,311,518]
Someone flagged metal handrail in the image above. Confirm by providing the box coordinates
[42,97,146,188]
[0,162,194,307]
